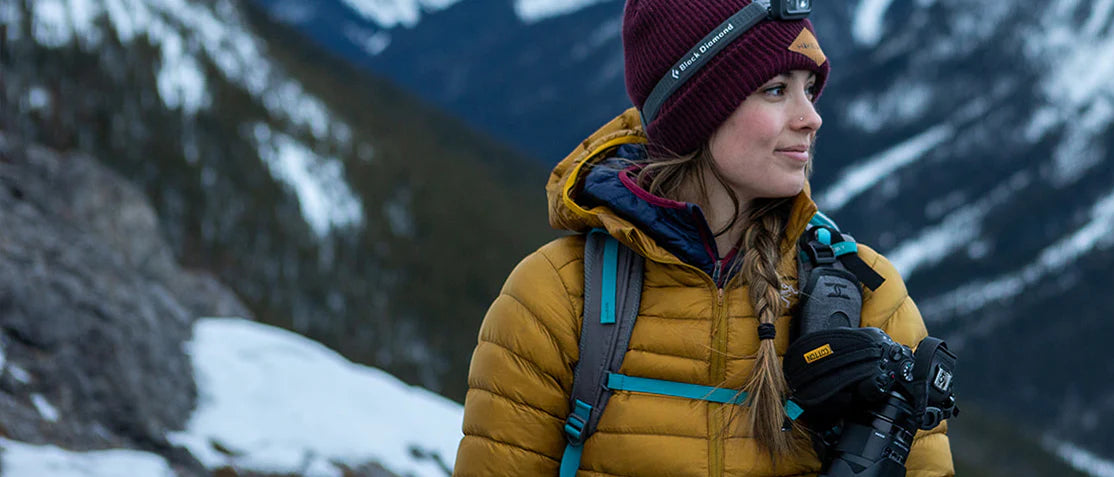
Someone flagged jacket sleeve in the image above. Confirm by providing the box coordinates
[857,245,955,477]
[453,243,582,477]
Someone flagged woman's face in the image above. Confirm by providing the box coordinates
[707,69,822,202]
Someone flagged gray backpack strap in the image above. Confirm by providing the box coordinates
[560,228,644,476]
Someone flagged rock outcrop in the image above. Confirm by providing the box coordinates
[0,130,250,475]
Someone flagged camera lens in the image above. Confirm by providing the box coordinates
[798,0,811,9]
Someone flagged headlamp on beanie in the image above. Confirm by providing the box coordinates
[771,0,811,20]
[639,0,813,129]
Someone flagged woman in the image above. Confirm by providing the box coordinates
[454,0,953,475]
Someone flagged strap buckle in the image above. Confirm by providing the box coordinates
[803,240,837,266]
[563,400,593,445]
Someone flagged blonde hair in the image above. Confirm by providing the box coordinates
[633,146,807,457]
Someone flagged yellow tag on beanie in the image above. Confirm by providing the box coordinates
[789,28,827,66]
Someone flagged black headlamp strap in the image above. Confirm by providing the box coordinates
[639,1,769,130]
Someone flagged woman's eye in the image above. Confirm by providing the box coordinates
[764,85,786,96]
[805,83,817,100]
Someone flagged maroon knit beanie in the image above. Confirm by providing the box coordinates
[623,0,831,156]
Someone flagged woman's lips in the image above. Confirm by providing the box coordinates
[776,147,810,163]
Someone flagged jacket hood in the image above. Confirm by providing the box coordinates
[546,107,820,272]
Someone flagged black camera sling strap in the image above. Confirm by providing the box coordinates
[559,212,877,475]
[795,212,886,338]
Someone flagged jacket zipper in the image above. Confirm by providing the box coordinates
[710,268,732,477]
[643,257,732,476]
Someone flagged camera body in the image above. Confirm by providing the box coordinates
[784,327,959,477]
[766,0,812,20]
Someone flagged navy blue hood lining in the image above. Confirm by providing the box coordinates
[579,144,732,279]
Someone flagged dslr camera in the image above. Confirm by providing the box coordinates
[784,327,959,477]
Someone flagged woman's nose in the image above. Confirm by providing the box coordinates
[793,99,822,131]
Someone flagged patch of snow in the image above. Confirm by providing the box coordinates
[37,0,349,139]
[101,0,146,43]
[0,341,6,373]
[1034,189,1114,272]
[1044,437,1114,477]
[1024,0,1114,112]
[966,239,991,260]
[924,189,967,220]
[155,30,210,115]
[339,0,463,29]
[384,188,415,238]
[923,188,1114,320]
[817,124,954,212]
[1050,96,1113,185]
[31,394,61,422]
[846,82,933,133]
[251,123,364,237]
[852,0,895,47]
[516,0,614,24]
[26,86,52,112]
[9,364,31,384]
[271,0,318,24]
[343,23,392,56]
[1024,105,1062,143]
[168,318,464,477]
[570,17,621,61]
[27,0,104,48]
[19,0,362,208]
[886,171,1030,277]
[0,438,175,477]
[68,0,105,47]
[1,0,23,40]
[30,0,72,48]
[162,0,340,138]
[261,81,335,141]
[924,1,1013,60]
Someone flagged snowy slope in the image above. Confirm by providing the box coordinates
[170,318,462,476]
[0,318,463,477]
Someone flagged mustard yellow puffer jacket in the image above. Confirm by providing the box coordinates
[454,109,953,476]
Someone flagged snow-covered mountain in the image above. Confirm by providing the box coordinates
[251,0,1114,467]
[2,0,553,408]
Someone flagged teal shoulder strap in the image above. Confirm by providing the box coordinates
[560,229,643,477]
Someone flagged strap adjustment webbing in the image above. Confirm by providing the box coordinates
[606,372,804,420]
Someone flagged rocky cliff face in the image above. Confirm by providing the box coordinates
[0,131,416,477]
[0,130,250,475]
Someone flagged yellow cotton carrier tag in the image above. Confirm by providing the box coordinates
[804,344,833,364]
[789,28,827,66]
